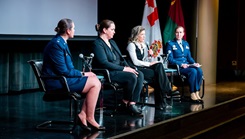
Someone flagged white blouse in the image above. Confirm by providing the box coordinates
[126,42,151,67]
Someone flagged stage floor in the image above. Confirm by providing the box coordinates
[1,81,245,139]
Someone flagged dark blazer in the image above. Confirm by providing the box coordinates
[166,38,195,66]
[42,35,83,90]
[92,37,129,77]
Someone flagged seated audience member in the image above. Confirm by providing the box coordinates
[126,25,179,110]
[42,18,105,131]
[166,26,203,103]
[92,19,144,116]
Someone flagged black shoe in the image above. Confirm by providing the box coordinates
[155,103,164,110]
[167,90,180,96]
[118,102,127,111]
[163,96,173,109]
[190,98,203,104]
[128,104,143,117]
[198,99,204,103]
[87,121,106,131]
[77,116,91,132]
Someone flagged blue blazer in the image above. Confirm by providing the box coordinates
[166,39,195,66]
[92,37,129,77]
[42,35,82,90]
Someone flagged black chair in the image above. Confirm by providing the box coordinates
[91,68,125,115]
[28,59,84,133]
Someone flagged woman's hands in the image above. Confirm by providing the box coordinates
[181,63,202,68]
[181,64,189,68]
[148,49,153,56]
[150,61,159,66]
[123,66,139,76]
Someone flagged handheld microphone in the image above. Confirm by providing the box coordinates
[146,41,150,50]
[146,41,152,56]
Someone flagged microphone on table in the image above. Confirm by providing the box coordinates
[88,53,94,67]
[79,53,94,71]
[79,53,85,60]
[79,54,86,72]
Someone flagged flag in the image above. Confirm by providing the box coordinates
[142,0,163,58]
[163,0,186,45]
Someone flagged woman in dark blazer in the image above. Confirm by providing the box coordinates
[92,19,144,116]
[166,26,203,103]
[42,18,105,131]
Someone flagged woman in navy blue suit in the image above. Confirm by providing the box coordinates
[166,26,203,103]
[42,18,105,131]
[92,19,144,116]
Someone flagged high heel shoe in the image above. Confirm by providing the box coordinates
[190,92,203,104]
[195,91,204,103]
[87,121,106,131]
[190,98,203,103]
[128,104,143,117]
[163,97,172,108]
[77,116,91,132]
[155,98,172,110]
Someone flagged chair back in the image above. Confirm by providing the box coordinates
[28,60,46,92]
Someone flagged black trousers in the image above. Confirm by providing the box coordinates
[110,70,144,102]
[137,63,171,104]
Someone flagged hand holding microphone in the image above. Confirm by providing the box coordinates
[148,49,153,56]
[146,41,153,57]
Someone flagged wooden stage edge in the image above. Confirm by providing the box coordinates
[110,95,245,139]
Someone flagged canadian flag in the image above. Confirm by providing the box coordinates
[142,0,163,59]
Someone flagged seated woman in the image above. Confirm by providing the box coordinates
[166,26,203,103]
[42,18,105,131]
[92,19,144,116]
[126,25,179,110]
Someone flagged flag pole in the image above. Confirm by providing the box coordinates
[195,0,199,60]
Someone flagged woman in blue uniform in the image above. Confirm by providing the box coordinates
[42,18,105,131]
[166,26,203,103]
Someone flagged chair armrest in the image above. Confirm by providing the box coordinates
[40,75,70,92]
[168,64,181,76]
[168,64,187,82]
[91,68,111,83]
[41,75,83,100]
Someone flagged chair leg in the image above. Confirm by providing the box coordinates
[180,77,205,100]
[142,83,149,106]
[36,98,79,134]
[200,78,205,98]
[181,79,185,99]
